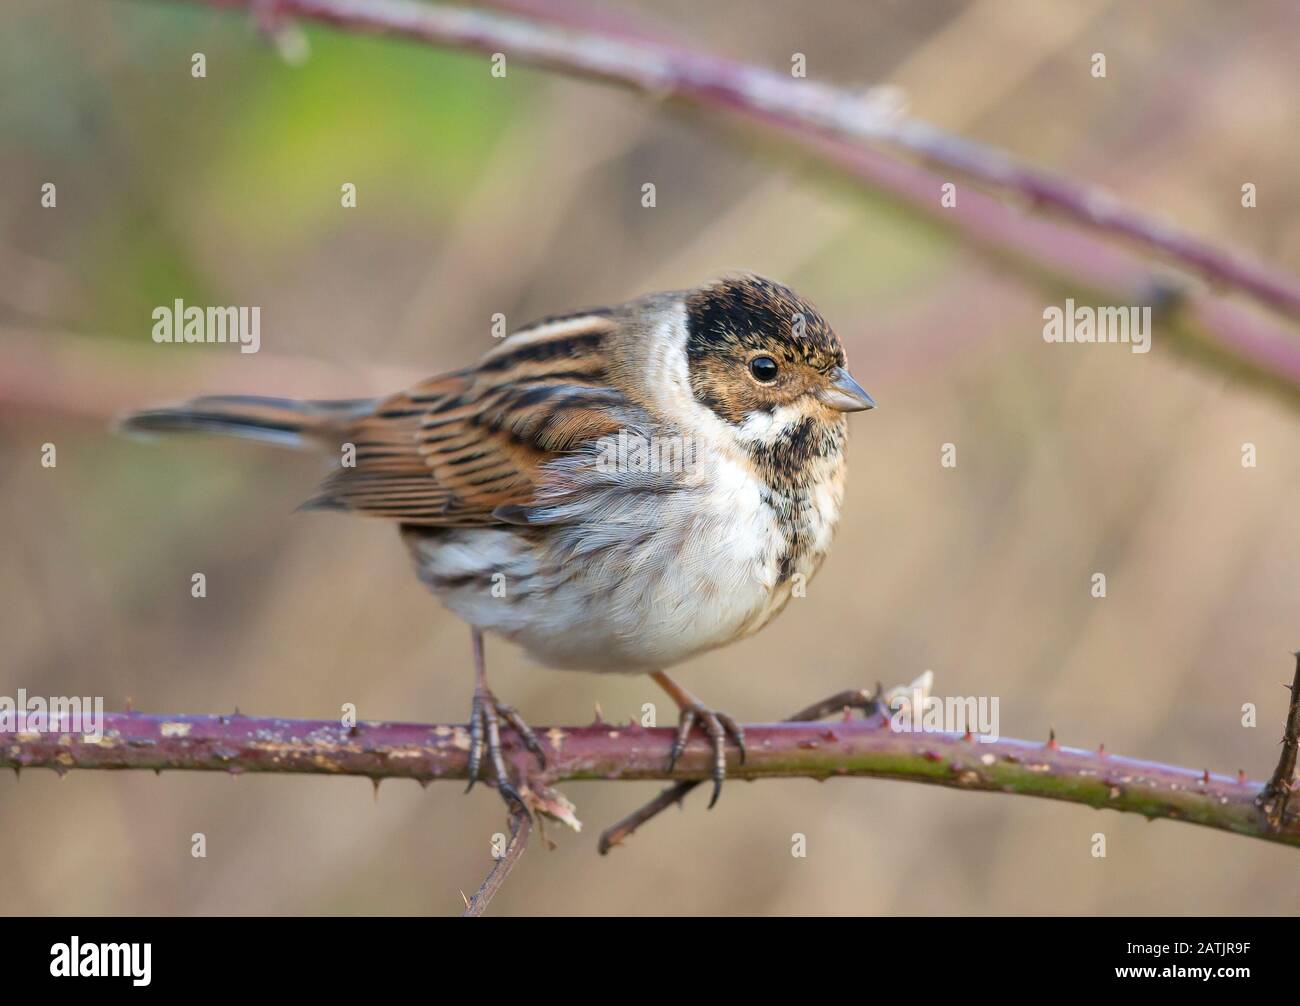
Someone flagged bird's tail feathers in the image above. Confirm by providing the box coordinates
[117,395,376,450]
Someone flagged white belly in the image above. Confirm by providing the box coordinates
[404,452,843,673]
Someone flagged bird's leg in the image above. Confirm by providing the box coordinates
[465,629,546,811]
[649,670,746,809]
[599,686,883,853]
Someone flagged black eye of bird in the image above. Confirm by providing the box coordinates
[748,356,779,383]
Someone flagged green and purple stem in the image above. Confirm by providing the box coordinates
[5,707,1297,849]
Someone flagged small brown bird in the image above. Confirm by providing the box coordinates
[122,274,874,808]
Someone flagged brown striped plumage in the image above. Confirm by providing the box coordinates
[307,316,634,525]
[120,275,874,808]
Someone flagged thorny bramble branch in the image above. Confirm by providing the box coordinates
[1257,652,1300,830]
[4,695,1298,848]
[461,800,530,917]
[6,672,1298,914]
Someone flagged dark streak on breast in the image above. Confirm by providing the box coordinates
[748,417,846,584]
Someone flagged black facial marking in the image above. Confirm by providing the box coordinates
[686,275,844,365]
[684,275,847,423]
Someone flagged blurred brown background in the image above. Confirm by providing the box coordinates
[3,0,1300,915]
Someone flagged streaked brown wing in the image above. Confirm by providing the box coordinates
[306,313,633,526]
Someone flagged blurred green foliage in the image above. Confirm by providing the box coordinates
[5,5,521,341]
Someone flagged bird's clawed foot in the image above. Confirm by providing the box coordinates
[465,687,547,811]
[668,703,746,809]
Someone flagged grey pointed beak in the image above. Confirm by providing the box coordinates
[818,367,875,412]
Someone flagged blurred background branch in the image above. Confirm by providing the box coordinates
[121,0,1300,409]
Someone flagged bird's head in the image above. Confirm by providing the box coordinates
[682,275,874,437]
